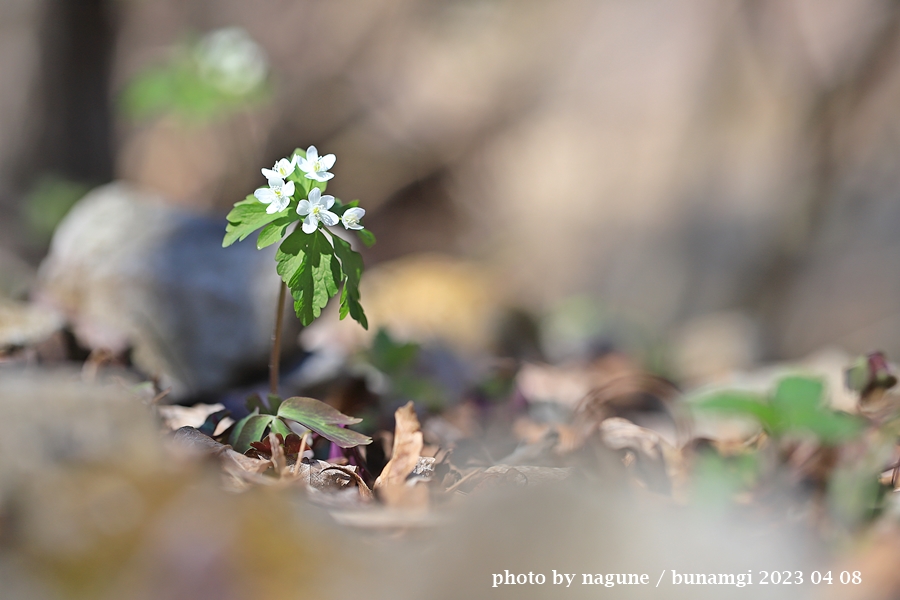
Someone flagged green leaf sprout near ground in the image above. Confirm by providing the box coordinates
[121,27,270,123]
[223,146,372,329]
[692,374,864,444]
[229,395,372,454]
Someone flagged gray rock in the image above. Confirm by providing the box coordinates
[36,182,295,398]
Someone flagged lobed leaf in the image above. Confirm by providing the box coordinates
[275,229,341,325]
[224,196,288,247]
[277,397,371,448]
[257,216,296,249]
[332,235,368,329]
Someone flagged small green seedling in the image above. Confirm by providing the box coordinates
[223,145,373,454]
[692,375,863,445]
[230,394,371,454]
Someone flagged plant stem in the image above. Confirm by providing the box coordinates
[270,281,287,395]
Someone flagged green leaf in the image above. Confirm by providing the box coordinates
[370,328,419,372]
[257,216,296,249]
[277,397,372,448]
[275,229,341,325]
[357,229,376,247]
[332,235,368,329]
[769,375,862,442]
[772,376,824,412]
[693,378,864,445]
[788,411,863,444]
[693,390,775,430]
[223,195,289,247]
[269,417,294,439]
[230,414,275,453]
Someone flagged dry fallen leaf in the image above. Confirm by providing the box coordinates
[598,417,686,496]
[157,403,230,433]
[375,402,428,509]
[375,402,424,489]
[267,432,287,477]
[599,417,666,460]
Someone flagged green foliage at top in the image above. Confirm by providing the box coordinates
[223,148,372,329]
[230,394,372,453]
[120,28,269,123]
[693,375,864,444]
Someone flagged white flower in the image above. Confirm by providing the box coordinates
[297,188,338,233]
[296,146,335,182]
[195,27,267,96]
[254,177,295,214]
[261,157,295,180]
[341,207,366,230]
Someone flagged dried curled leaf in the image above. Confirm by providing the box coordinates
[375,402,423,489]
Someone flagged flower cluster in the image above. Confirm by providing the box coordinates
[253,146,366,232]
[225,143,372,329]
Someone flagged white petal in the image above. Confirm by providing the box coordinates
[296,199,311,216]
[282,180,295,197]
[266,176,286,187]
[312,171,334,182]
[306,146,318,162]
[307,188,321,204]
[254,188,275,203]
[302,215,318,233]
[267,196,289,214]
[319,210,339,227]
[261,167,278,180]
[345,207,365,219]
[319,154,335,170]
[277,158,294,176]
[321,194,335,209]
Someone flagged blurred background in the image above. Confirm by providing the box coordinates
[3,0,900,395]
[6,4,900,597]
